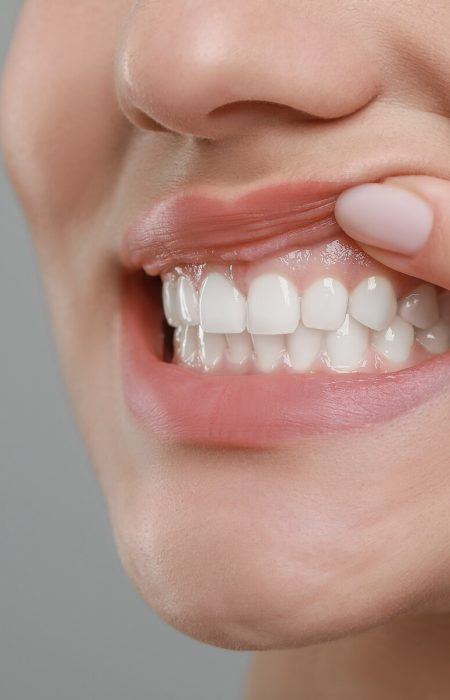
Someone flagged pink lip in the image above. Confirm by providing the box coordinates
[120,175,450,447]
[120,275,450,448]
[121,180,356,274]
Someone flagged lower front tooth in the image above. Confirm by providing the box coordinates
[372,315,414,364]
[176,325,199,364]
[226,331,253,366]
[416,320,450,355]
[199,329,226,369]
[286,323,323,371]
[326,314,369,371]
[252,334,285,372]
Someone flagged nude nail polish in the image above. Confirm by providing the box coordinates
[334,183,434,254]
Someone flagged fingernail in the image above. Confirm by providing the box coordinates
[334,183,434,254]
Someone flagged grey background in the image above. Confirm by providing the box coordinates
[0,4,249,699]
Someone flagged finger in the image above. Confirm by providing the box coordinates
[334,175,450,290]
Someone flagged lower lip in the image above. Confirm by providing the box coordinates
[120,274,450,448]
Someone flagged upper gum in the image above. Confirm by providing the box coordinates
[166,235,425,299]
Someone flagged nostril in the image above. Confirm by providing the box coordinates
[135,111,172,133]
[114,0,380,140]
[208,100,328,125]
[116,93,173,133]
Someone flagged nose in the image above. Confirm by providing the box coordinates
[115,0,380,140]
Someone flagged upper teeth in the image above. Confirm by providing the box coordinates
[164,272,402,335]
[163,271,450,372]
[178,276,200,326]
[301,277,348,331]
[348,276,397,331]
[247,273,300,334]
[199,272,246,333]
[162,279,182,327]
[398,283,439,329]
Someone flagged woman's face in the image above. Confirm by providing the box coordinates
[3,0,450,650]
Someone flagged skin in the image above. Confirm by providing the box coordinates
[2,1,450,696]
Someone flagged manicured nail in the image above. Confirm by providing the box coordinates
[334,183,434,254]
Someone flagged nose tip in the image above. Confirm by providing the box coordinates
[115,1,380,140]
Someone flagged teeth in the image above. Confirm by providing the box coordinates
[199,273,246,334]
[398,284,439,330]
[175,325,198,363]
[372,315,414,364]
[163,269,448,374]
[286,323,323,371]
[416,320,450,355]
[252,334,285,372]
[199,329,226,369]
[326,314,369,371]
[177,277,199,326]
[226,331,253,366]
[247,274,300,335]
[162,279,182,327]
[438,291,450,323]
[349,276,397,331]
[302,277,348,331]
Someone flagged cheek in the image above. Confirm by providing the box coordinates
[0,0,130,232]
[108,401,450,650]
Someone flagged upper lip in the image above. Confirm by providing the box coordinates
[119,168,427,274]
[121,179,355,274]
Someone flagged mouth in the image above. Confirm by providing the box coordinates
[120,179,450,447]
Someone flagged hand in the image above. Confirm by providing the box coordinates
[335,175,450,291]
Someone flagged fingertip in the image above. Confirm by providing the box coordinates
[335,181,434,255]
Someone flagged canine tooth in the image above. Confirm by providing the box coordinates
[372,315,414,364]
[176,325,198,363]
[226,331,253,366]
[438,291,450,323]
[286,323,322,371]
[326,314,369,371]
[252,334,285,372]
[302,277,348,331]
[247,274,300,335]
[177,277,199,326]
[416,320,450,355]
[349,276,397,331]
[199,273,246,334]
[199,329,226,369]
[162,279,182,327]
[398,283,439,329]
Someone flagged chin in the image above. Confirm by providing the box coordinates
[105,436,444,651]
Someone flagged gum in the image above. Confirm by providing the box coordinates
[163,235,427,299]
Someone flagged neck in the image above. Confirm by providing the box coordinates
[244,614,450,700]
